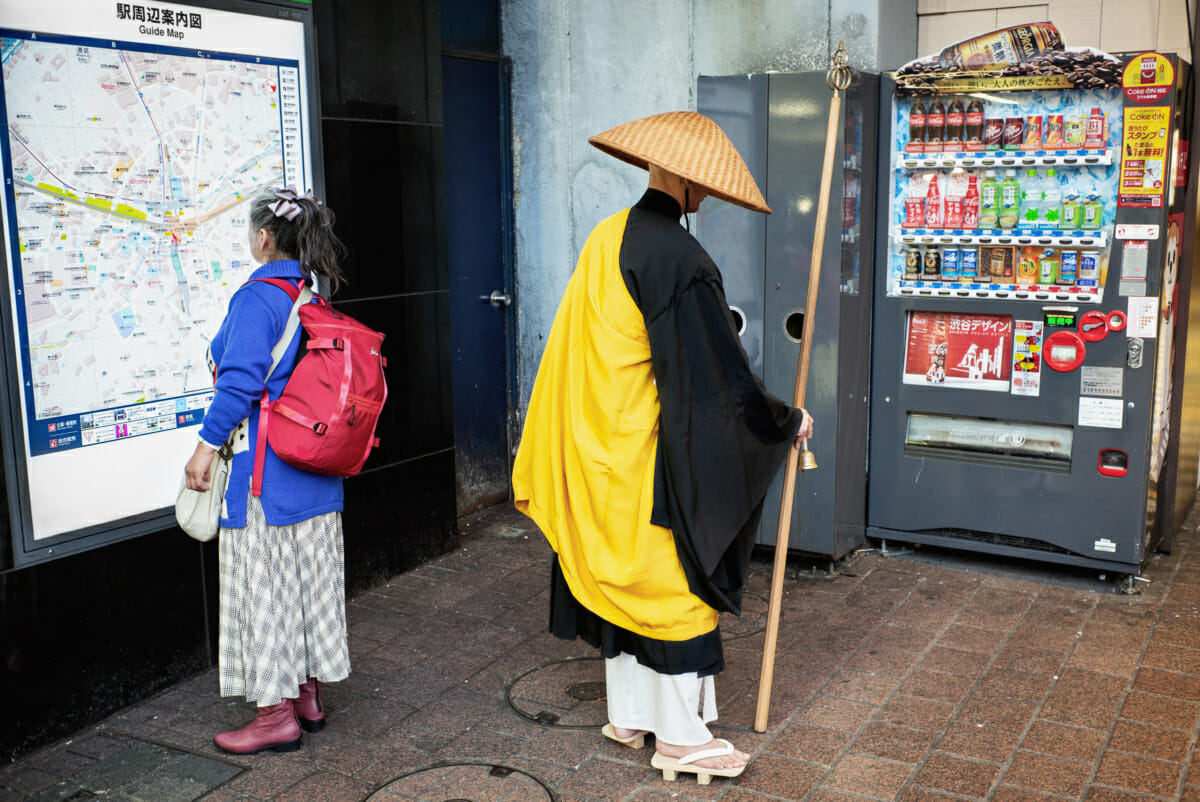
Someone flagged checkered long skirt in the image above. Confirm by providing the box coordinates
[218,494,350,706]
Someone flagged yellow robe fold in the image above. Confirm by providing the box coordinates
[512,209,719,641]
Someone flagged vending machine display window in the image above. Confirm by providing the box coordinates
[905,413,1074,469]
[890,87,1118,304]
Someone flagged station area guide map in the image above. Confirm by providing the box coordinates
[0,31,305,457]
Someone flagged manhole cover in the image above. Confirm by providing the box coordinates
[505,656,607,728]
[720,592,768,640]
[29,733,241,802]
[367,761,555,801]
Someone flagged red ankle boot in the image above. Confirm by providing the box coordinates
[295,677,325,733]
[214,700,302,754]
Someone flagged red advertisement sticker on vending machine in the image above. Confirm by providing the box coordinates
[903,311,1013,391]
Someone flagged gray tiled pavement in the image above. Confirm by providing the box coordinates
[4,501,1200,801]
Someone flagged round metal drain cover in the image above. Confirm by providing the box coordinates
[366,762,555,801]
[505,656,607,728]
[721,592,768,641]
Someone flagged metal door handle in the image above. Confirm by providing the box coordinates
[481,290,512,308]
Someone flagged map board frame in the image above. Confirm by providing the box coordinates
[0,0,324,567]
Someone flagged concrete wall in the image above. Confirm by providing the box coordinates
[502,0,918,407]
[917,1,1195,63]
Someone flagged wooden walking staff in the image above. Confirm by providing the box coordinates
[754,42,853,734]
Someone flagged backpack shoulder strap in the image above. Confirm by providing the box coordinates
[245,277,313,496]
[248,278,313,380]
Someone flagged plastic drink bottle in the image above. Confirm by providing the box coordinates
[945,97,965,151]
[926,99,946,154]
[902,179,925,228]
[979,170,999,228]
[999,169,1021,229]
[1058,250,1079,285]
[908,99,927,153]
[1020,168,1040,228]
[924,174,943,228]
[962,175,981,229]
[1061,194,1082,229]
[1085,107,1106,149]
[1082,195,1103,230]
[1041,168,1062,229]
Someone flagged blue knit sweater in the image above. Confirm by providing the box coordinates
[199,260,344,528]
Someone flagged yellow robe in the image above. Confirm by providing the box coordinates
[512,209,719,641]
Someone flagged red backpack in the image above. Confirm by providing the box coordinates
[249,278,387,495]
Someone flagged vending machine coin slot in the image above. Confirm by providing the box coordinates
[1107,309,1128,331]
[1098,448,1129,477]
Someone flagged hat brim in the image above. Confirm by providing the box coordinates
[588,138,772,215]
[587,111,771,215]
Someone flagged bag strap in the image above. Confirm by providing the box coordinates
[249,278,312,496]
[256,278,312,380]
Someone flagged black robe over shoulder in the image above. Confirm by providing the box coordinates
[620,189,802,615]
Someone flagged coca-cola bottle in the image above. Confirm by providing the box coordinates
[908,99,926,153]
[963,175,981,229]
[924,174,943,228]
[964,98,985,151]
[944,97,965,152]
[925,99,945,154]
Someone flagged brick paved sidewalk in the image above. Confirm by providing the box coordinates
[4,501,1200,801]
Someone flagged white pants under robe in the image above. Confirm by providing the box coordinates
[605,651,717,745]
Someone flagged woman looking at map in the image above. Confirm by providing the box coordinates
[183,187,349,754]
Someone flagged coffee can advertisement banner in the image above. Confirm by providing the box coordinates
[1122,52,1175,104]
[1119,106,1171,207]
[903,311,1013,391]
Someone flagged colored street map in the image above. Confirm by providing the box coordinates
[1,34,304,454]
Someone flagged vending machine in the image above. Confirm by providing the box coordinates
[866,35,1193,577]
[698,70,877,560]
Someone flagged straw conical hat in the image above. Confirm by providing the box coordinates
[588,111,771,214]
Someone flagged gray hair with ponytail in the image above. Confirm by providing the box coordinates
[248,187,346,293]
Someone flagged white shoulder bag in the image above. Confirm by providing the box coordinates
[175,284,311,541]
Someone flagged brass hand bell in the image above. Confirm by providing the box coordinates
[797,438,818,471]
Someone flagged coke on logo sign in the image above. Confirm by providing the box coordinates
[1141,55,1157,83]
